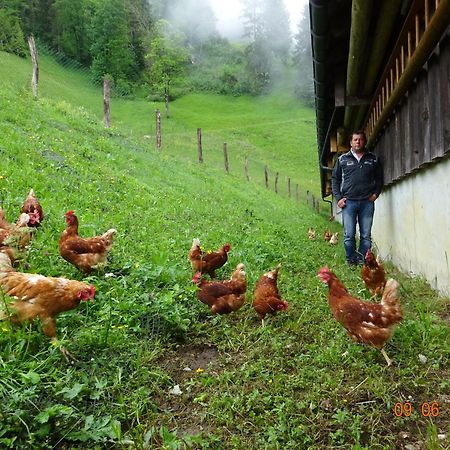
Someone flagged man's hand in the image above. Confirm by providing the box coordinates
[337,197,346,208]
[368,193,378,202]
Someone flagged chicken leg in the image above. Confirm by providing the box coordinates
[51,337,79,362]
[380,348,393,367]
[41,316,79,362]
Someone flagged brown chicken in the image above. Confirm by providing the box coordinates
[192,263,246,314]
[307,227,316,240]
[188,238,231,278]
[252,263,288,326]
[361,248,386,298]
[329,232,339,245]
[0,209,33,262]
[21,188,44,227]
[59,210,116,274]
[323,229,332,242]
[318,267,402,366]
[0,252,95,361]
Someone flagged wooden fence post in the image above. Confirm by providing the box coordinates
[223,143,229,173]
[288,178,291,198]
[244,157,250,181]
[197,128,203,163]
[274,172,279,193]
[103,78,110,128]
[264,166,269,188]
[155,109,161,149]
[27,36,39,99]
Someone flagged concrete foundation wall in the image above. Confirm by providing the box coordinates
[331,157,450,297]
[373,157,450,297]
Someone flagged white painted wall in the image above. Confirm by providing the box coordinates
[373,157,450,297]
[331,157,450,297]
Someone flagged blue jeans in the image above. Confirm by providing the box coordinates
[341,199,375,264]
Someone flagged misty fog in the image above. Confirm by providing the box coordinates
[164,0,308,43]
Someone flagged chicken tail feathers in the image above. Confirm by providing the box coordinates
[102,229,117,240]
[381,278,400,305]
[381,278,402,322]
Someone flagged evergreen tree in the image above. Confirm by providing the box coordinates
[263,0,291,63]
[20,0,55,45]
[125,0,153,81]
[240,0,291,93]
[147,0,168,20]
[240,0,264,42]
[240,0,269,92]
[0,0,25,18]
[53,0,91,64]
[164,0,218,47]
[89,0,134,88]
[0,8,27,57]
[293,4,314,105]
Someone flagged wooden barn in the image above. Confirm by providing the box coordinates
[309,0,450,296]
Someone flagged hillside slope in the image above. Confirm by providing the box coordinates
[0,49,319,195]
[0,68,449,449]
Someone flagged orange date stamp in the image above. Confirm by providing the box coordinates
[394,401,450,417]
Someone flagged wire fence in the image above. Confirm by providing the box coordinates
[36,40,132,97]
[32,41,327,216]
[151,117,328,217]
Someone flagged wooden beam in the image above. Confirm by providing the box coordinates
[344,96,371,106]
[367,0,450,147]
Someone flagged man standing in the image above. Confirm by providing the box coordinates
[331,131,383,265]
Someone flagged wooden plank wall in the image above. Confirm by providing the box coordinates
[373,31,450,186]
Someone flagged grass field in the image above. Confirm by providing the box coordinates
[0,49,319,198]
[0,51,449,449]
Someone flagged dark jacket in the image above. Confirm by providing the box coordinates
[331,150,383,201]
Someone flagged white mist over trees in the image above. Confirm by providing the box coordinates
[0,0,313,102]
[241,0,291,91]
[163,0,217,46]
[293,3,314,105]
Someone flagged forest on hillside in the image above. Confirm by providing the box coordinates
[0,0,313,102]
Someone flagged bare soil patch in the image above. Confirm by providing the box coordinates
[154,344,221,438]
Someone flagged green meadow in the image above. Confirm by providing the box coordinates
[0,50,449,449]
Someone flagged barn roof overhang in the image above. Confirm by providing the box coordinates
[309,0,450,200]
